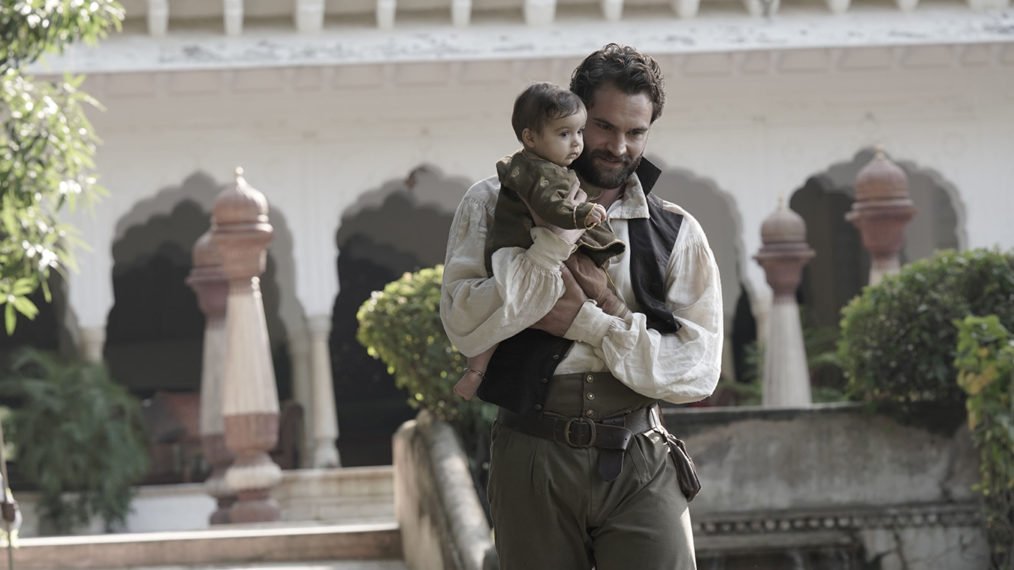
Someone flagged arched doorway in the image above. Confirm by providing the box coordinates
[330,166,465,466]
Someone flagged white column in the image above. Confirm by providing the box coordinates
[79,326,106,364]
[671,0,700,18]
[147,0,169,35]
[295,0,325,32]
[762,300,812,407]
[307,315,340,468]
[524,0,556,26]
[224,0,244,35]
[601,0,623,21]
[451,0,471,26]
[288,328,314,468]
[743,0,779,17]
[825,0,850,13]
[377,0,396,29]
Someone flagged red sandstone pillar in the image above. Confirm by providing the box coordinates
[212,168,282,523]
[846,150,917,287]
[186,230,236,525]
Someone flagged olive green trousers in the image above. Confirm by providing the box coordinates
[487,420,697,570]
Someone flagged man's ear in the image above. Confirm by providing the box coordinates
[521,128,537,149]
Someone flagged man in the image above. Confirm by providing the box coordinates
[440,43,723,570]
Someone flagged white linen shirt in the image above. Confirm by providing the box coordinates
[440,172,724,405]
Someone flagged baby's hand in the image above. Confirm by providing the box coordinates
[584,204,608,228]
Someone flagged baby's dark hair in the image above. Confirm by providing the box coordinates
[511,82,585,142]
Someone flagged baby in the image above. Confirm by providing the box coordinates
[453,82,630,400]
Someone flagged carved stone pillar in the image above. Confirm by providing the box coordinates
[186,231,235,524]
[846,150,917,287]
[307,315,340,468]
[212,168,282,523]
[754,199,815,407]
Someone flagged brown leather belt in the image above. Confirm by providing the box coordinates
[498,406,659,481]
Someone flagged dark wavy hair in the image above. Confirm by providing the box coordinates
[511,82,585,141]
[570,43,665,123]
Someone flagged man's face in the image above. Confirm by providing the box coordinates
[572,83,653,191]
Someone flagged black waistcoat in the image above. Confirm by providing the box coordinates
[476,159,685,415]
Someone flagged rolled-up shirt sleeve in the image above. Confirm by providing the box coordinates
[563,212,724,405]
[440,178,576,358]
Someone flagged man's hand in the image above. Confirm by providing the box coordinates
[524,178,588,245]
[532,263,588,337]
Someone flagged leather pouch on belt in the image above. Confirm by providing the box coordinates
[666,433,701,502]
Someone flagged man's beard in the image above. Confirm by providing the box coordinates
[572,148,641,191]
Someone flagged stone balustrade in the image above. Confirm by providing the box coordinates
[136,0,1009,36]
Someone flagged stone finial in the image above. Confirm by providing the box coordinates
[760,196,807,244]
[212,168,274,283]
[854,149,910,202]
[755,198,815,301]
[846,150,917,286]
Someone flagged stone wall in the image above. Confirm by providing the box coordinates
[394,403,990,570]
[667,402,988,570]
[392,411,495,570]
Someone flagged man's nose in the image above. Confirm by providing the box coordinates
[605,133,625,156]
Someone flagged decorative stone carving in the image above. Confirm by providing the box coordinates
[212,168,283,523]
[754,198,815,407]
[846,150,917,286]
[186,230,235,524]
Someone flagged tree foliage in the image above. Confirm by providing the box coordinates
[954,315,1014,570]
[0,1,124,333]
[0,348,148,534]
[356,265,495,426]
[838,248,1014,411]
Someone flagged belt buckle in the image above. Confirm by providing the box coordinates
[563,417,596,448]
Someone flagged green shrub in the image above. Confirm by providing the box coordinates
[356,265,495,427]
[954,315,1014,570]
[838,248,1014,409]
[0,348,148,534]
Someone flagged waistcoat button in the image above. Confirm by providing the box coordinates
[585,374,594,383]
[586,393,596,400]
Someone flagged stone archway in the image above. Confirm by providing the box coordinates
[789,148,963,394]
[330,165,466,466]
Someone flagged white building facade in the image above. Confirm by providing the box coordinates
[26,0,1014,465]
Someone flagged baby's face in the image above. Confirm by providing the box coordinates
[530,109,586,167]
